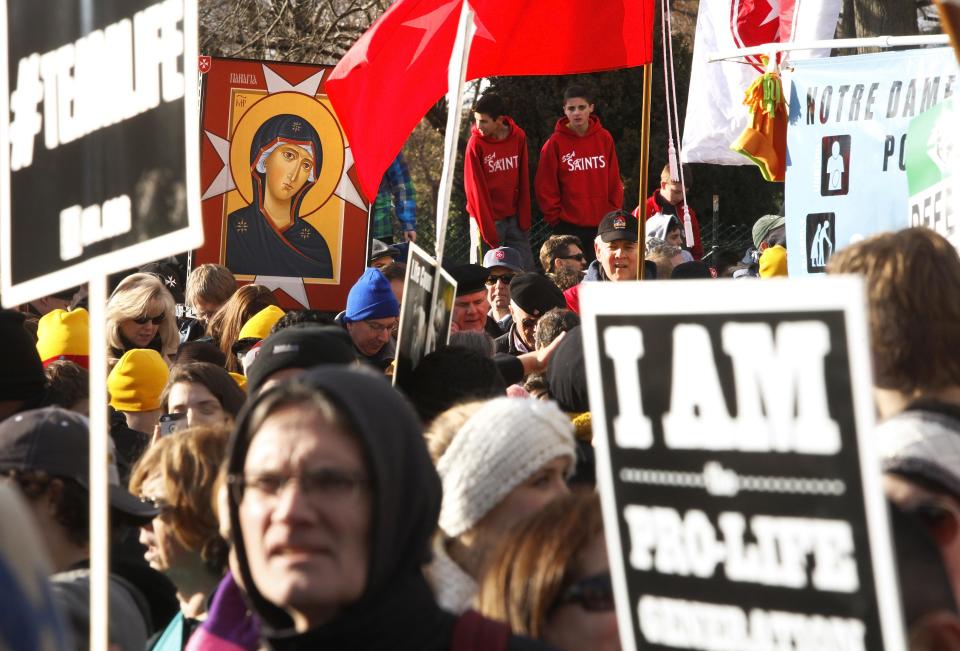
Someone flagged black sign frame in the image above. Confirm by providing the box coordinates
[580,278,905,651]
[1,0,201,306]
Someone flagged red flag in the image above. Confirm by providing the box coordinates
[467,0,655,77]
[326,0,655,202]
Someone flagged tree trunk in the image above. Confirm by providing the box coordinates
[853,0,918,52]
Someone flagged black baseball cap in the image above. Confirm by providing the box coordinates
[596,210,639,243]
[246,324,357,393]
[0,407,158,522]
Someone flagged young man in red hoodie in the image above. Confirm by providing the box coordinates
[535,85,624,264]
[643,164,704,260]
[463,93,534,270]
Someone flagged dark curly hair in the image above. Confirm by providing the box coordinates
[6,470,89,547]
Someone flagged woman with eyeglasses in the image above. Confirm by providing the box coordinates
[129,425,231,650]
[107,273,179,365]
[477,492,619,651]
[223,367,554,650]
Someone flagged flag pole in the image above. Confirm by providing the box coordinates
[433,3,475,265]
[429,0,475,338]
[637,62,653,280]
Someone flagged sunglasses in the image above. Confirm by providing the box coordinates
[485,274,516,286]
[132,313,165,325]
[556,253,586,262]
[555,572,614,613]
[520,316,539,330]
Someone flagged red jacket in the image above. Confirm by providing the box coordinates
[642,190,704,260]
[464,117,531,247]
[535,115,623,228]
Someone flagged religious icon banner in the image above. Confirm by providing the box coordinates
[197,57,369,310]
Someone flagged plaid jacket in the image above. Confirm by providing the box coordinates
[372,153,416,239]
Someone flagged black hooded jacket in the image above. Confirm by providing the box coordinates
[226,366,552,651]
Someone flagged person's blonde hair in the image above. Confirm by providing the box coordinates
[186,264,236,311]
[106,273,177,361]
[206,284,279,372]
[129,424,231,574]
[476,492,604,638]
[423,400,485,464]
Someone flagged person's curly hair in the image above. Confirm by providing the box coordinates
[129,425,232,575]
[44,360,89,411]
[827,227,960,393]
[5,470,89,547]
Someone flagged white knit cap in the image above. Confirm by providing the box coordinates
[436,397,577,537]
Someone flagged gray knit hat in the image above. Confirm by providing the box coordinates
[436,397,576,537]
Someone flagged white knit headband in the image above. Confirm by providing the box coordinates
[436,397,577,538]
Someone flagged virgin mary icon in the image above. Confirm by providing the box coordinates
[226,114,333,278]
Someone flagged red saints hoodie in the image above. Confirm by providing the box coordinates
[535,115,624,228]
[463,117,531,248]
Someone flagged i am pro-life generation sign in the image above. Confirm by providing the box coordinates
[1,0,201,306]
[580,278,904,651]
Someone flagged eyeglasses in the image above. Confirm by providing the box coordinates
[133,313,165,325]
[364,320,397,334]
[555,572,614,613]
[229,468,368,504]
[520,317,539,330]
[556,253,586,262]
[139,495,174,518]
[485,274,516,286]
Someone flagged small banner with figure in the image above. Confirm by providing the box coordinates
[393,243,456,388]
[785,47,956,277]
[196,57,369,310]
[580,278,905,651]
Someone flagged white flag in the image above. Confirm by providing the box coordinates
[681,0,841,166]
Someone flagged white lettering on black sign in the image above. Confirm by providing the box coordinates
[8,0,184,171]
[587,302,899,650]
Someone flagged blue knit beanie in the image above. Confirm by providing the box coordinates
[344,268,400,323]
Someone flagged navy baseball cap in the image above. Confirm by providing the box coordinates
[482,247,523,272]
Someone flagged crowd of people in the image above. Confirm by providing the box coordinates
[1,86,959,651]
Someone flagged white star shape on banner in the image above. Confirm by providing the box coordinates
[760,0,780,26]
[200,65,365,213]
[253,275,310,308]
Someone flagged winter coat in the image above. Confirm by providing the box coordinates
[535,115,623,228]
[225,367,554,651]
[464,118,532,247]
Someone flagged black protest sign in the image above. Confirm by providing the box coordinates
[1,0,201,306]
[393,243,456,387]
[580,278,904,651]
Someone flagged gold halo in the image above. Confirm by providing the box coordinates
[229,92,345,217]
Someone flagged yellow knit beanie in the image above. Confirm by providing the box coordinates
[107,349,169,412]
[36,308,90,367]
